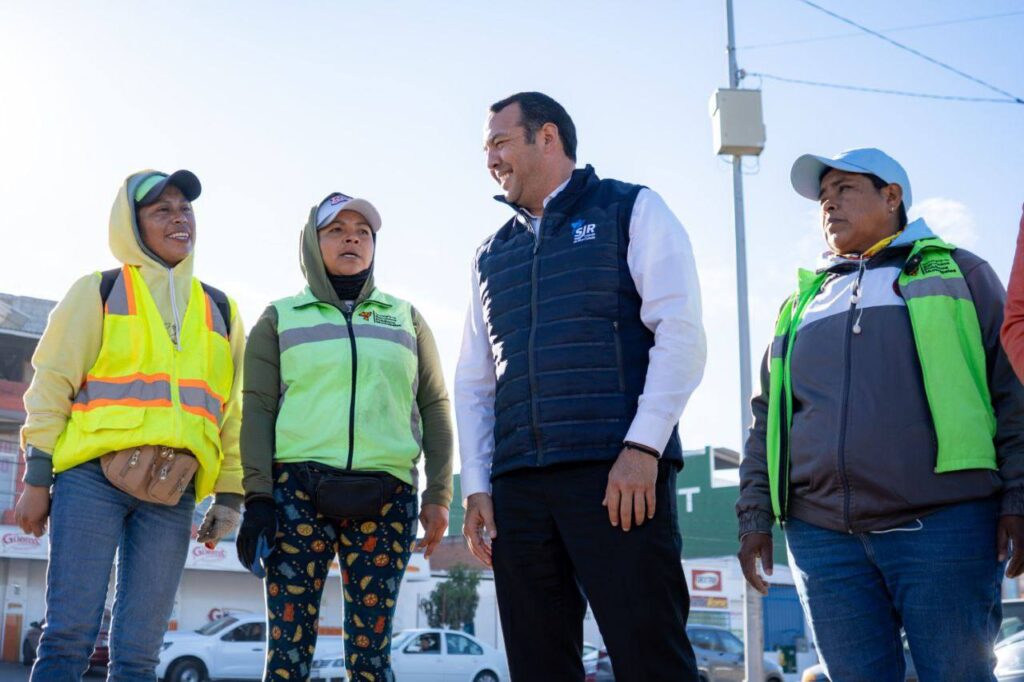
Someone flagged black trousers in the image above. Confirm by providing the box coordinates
[491,459,698,682]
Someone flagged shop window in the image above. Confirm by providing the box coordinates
[0,441,18,514]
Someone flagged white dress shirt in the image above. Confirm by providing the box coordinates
[455,181,706,498]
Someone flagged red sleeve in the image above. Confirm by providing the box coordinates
[1001,206,1024,382]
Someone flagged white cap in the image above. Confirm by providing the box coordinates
[791,148,913,209]
[315,192,382,232]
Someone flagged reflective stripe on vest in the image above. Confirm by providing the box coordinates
[765,239,996,519]
[272,287,421,484]
[72,372,172,411]
[53,265,234,500]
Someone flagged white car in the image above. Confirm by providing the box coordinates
[157,613,342,682]
[312,628,508,682]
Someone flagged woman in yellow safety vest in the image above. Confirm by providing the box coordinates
[16,170,246,680]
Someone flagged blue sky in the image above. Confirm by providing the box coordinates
[1,1,1022,454]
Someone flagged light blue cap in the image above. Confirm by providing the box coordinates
[791,148,912,209]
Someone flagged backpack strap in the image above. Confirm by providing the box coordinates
[98,269,232,339]
[201,282,233,338]
[99,268,120,305]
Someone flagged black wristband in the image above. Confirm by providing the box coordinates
[624,441,661,459]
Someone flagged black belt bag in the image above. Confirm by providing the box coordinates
[314,471,398,520]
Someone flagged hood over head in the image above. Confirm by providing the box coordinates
[298,203,375,309]
[109,170,196,279]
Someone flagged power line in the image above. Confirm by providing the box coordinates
[746,71,1022,104]
[794,0,1024,104]
[739,10,1024,50]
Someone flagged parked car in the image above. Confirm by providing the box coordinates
[1002,599,1024,643]
[584,628,784,682]
[23,611,111,670]
[311,628,507,682]
[801,650,918,682]
[996,632,1024,681]
[157,613,342,681]
[800,655,919,682]
[388,628,507,682]
[581,641,601,677]
[583,649,615,682]
[802,600,1024,681]
[687,625,785,682]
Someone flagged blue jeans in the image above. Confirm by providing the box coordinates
[785,499,1004,682]
[31,460,195,682]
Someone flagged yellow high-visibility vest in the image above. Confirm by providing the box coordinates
[53,265,235,500]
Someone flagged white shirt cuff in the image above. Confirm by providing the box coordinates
[624,410,677,455]
[460,466,492,498]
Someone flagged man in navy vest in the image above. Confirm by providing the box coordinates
[455,92,706,681]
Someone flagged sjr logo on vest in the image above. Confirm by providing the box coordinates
[571,219,597,244]
[358,311,372,321]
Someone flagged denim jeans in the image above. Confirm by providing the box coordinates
[785,498,1003,682]
[31,460,195,682]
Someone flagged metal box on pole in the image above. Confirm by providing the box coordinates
[709,88,766,156]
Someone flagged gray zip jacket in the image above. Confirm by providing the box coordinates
[738,219,1024,536]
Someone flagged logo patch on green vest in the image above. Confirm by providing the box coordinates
[920,260,958,276]
[359,310,402,327]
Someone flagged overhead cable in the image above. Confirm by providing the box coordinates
[794,0,1024,104]
[739,10,1024,50]
[746,71,1022,105]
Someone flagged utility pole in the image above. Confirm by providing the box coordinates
[725,1,764,681]
[708,1,767,677]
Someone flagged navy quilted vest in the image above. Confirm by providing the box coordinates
[476,165,684,478]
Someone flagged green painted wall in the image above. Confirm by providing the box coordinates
[445,447,787,566]
[676,448,787,566]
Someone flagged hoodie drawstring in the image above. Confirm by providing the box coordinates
[851,261,867,335]
[168,267,182,350]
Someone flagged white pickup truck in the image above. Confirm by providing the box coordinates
[157,613,343,682]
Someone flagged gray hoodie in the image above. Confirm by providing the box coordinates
[738,219,1024,536]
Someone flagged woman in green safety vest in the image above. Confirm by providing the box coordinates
[236,192,454,682]
[736,148,1024,682]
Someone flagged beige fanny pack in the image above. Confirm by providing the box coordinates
[100,446,198,505]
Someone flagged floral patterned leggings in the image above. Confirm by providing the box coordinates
[263,463,417,682]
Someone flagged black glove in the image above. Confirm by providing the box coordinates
[236,497,277,578]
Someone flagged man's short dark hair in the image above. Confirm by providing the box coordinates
[490,92,577,161]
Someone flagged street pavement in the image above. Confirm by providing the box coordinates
[0,663,30,681]
[0,662,104,681]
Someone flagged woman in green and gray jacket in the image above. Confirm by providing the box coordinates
[236,192,453,682]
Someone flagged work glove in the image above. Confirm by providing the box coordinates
[235,497,277,578]
[196,495,242,547]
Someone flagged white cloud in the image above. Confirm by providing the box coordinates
[911,198,979,249]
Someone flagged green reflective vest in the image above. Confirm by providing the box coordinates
[766,237,996,518]
[273,286,421,484]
